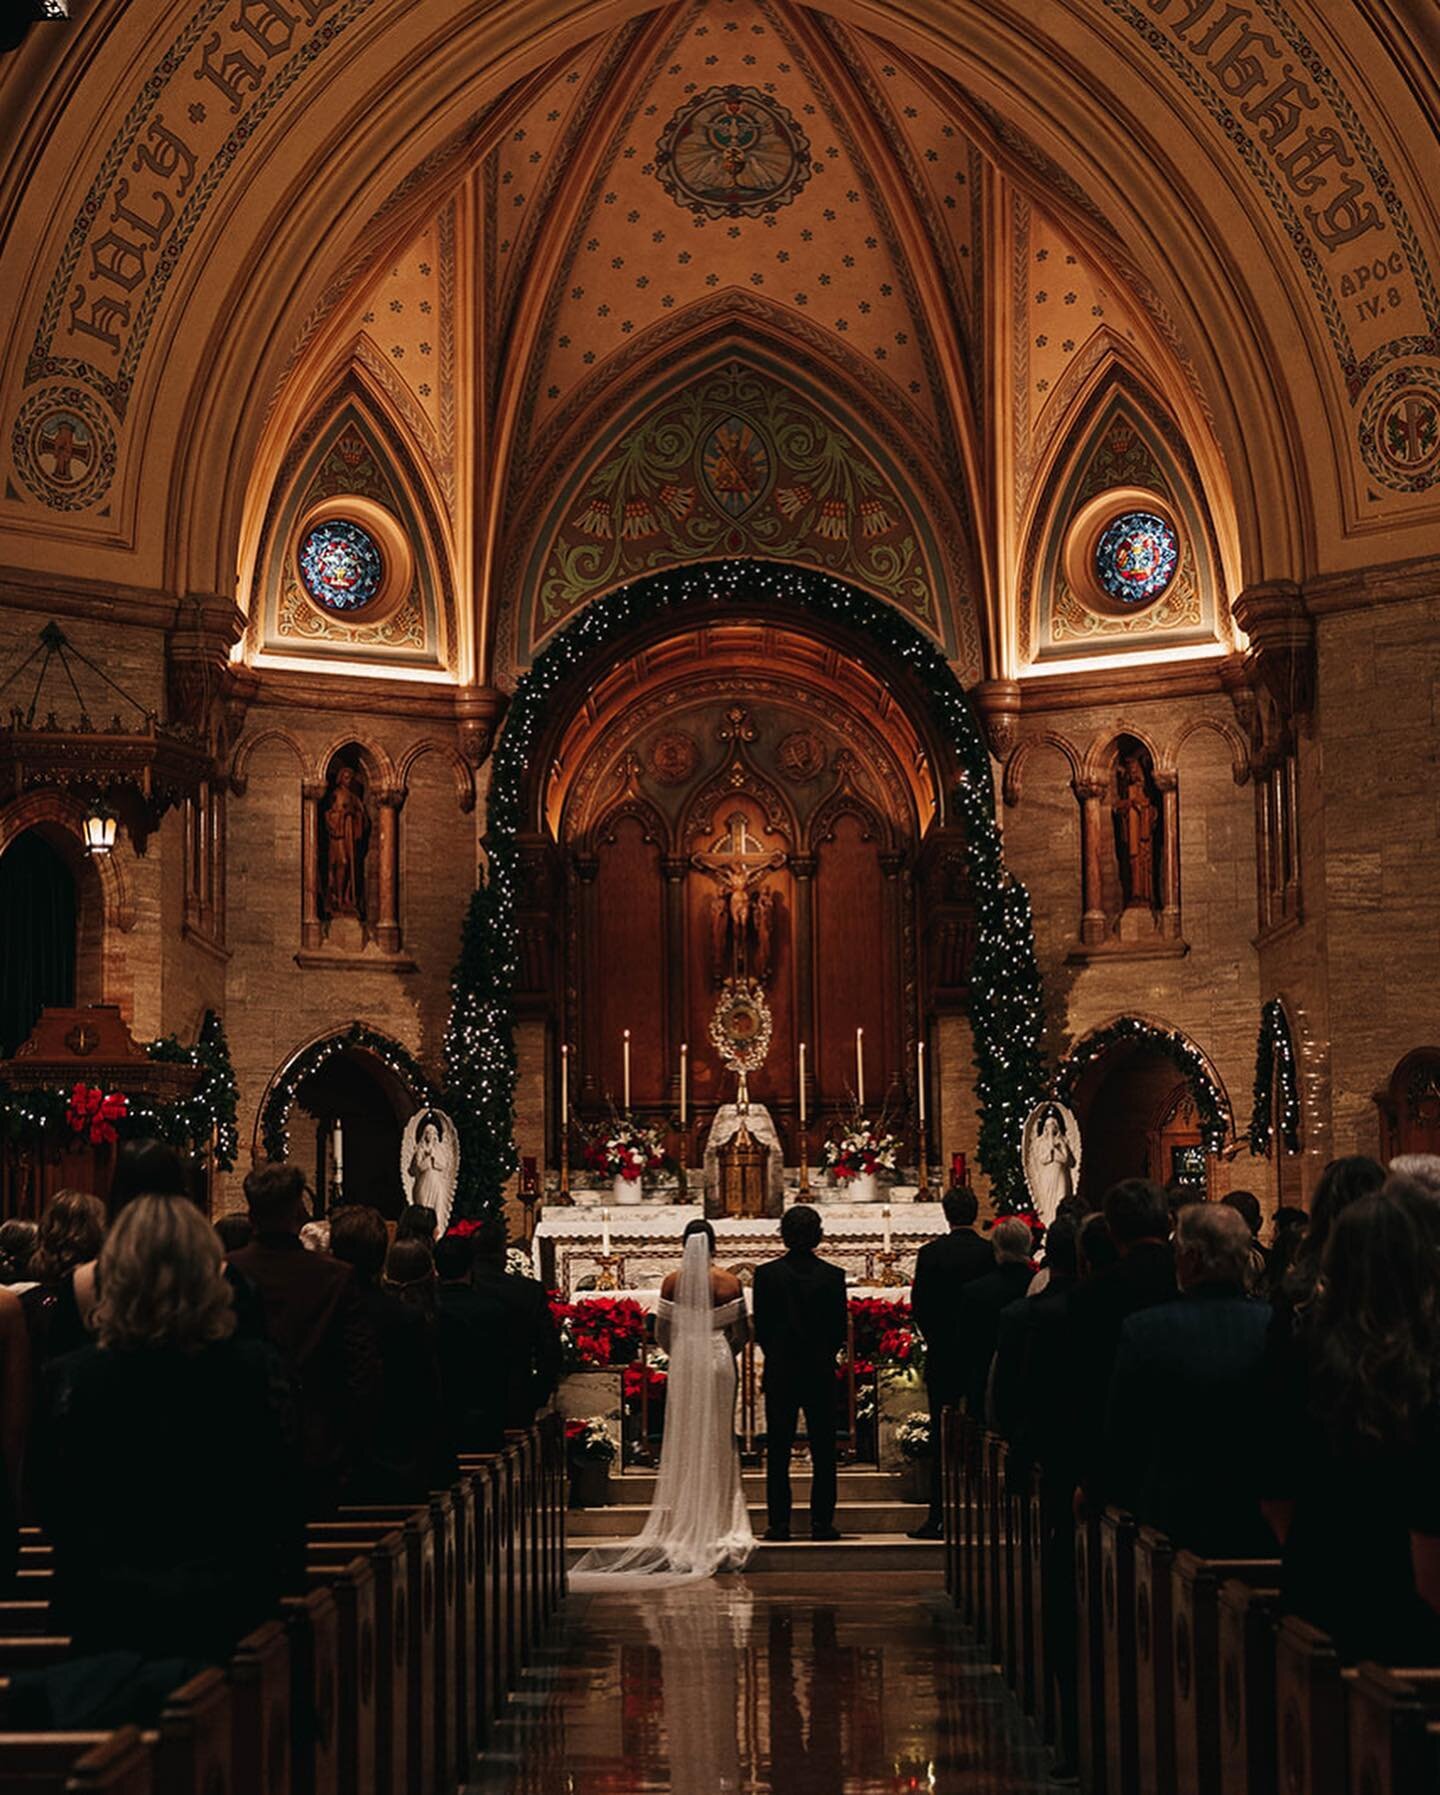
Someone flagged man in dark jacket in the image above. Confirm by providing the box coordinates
[1104,1201,1274,1556]
[229,1164,380,1513]
[955,1217,1037,1417]
[992,1216,1081,1462]
[435,1220,561,1453]
[754,1205,848,1541]
[908,1185,996,1538]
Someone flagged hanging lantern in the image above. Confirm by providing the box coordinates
[83,804,117,856]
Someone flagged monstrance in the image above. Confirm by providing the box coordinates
[708,976,773,1109]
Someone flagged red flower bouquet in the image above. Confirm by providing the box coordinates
[65,1084,127,1148]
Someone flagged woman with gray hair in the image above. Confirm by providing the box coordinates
[30,1196,303,1662]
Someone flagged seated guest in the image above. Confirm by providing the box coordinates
[22,1189,107,1371]
[954,1216,1036,1418]
[383,1235,438,1320]
[396,1203,439,1246]
[0,1219,38,1288]
[1222,1189,1268,1292]
[31,1196,303,1661]
[214,1212,253,1254]
[435,1219,560,1453]
[1262,1180,1440,1663]
[228,1164,380,1511]
[1105,1203,1274,1556]
[331,1207,447,1499]
[72,1140,192,1331]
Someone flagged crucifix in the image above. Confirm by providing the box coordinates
[691,809,786,984]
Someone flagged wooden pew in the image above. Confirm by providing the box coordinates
[1099,1508,1139,1795]
[1025,1468,1049,1736]
[229,1620,290,1795]
[147,1667,233,1795]
[1171,1553,1280,1795]
[307,1533,408,1795]
[1346,1664,1440,1795]
[1007,1459,1035,1712]
[0,1727,152,1794]
[1275,1615,1354,1795]
[1133,1527,1175,1795]
[994,1439,1017,1686]
[304,1557,376,1795]
[1216,1578,1280,1795]
[986,1435,1006,1659]
[280,1587,340,1795]
[1074,1509,1106,1795]
[467,1460,505,1731]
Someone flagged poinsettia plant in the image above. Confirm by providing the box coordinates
[549,1294,649,1368]
[847,1295,923,1372]
[895,1411,933,1460]
[583,1115,666,1182]
[565,1417,617,1465]
[823,1115,900,1183]
[65,1084,128,1148]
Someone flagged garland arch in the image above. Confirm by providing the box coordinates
[1248,998,1301,1156]
[445,559,1048,1218]
[1055,1015,1231,1154]
[259,1022,440,1163]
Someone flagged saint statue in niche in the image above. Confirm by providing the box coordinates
[1113,752,1159,909]
[323,764,370,918]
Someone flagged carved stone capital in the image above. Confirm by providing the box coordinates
[166,599,247,751]
[301,780,327,804]
[455,685,508,768]
[377,788,408,812]
[1233,580,1314,724]
[970,679,1022,760]
[1151,770,1179,795]
[1073,778,1109,804]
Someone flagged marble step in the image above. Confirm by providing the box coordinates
[567,1533,943,1574]
[567,1499,927,1538]
[604,1469,913,1504]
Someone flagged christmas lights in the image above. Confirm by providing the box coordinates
[450,559,1049,1214]
[260,1022,438,1164]
[1056,1017,1229,1153]
[1248,998,1301,1156]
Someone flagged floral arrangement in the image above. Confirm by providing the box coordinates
[823,1116,901,1184]
[622,1363,669,1406]
[565,1417,618,1465]
[583,1116,666,1183]
[895,1411,933,1461]
[847,1295,924,1374]
[549,1294,649,1369]
[65,1084,128,1147]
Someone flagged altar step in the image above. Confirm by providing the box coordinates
[598,1467,911,1505]
[568,1497,927,1538]
[566,1533,942,1573]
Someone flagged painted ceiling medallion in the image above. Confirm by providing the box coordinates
[699,414,771,518]
[297,518,386,613]
[655,85,812,219]
[1093,510,1179,606]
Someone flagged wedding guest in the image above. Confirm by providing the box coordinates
[1222,1189,1268,1291]
[72,1140,192,1330]
[1262,1180,1440,1663]
[299,1218,332,1255]
[1266,1206,1310,1304]
[228,1164,380,1511]
[1389,1154,1440,1196]
[0,1220,37,1288]
[955,1217,1035,1418]
[457,1219,562,1445]
[30,1196,303,1661]
[331,1206,447,1499]
[383,1236,438,1320]
[22,1189,107,1372]
[396,1203,438,1246]
[992,1217,1081,1462]
[1104,1203,1274,1556]
[1278,1154,1385,1322]
[214,1213,253,1254]
[0,1285,30,1586]
[755,1205,848,1542]
[908,1185,996,1539]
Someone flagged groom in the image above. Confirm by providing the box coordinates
[754,1205,849,1542]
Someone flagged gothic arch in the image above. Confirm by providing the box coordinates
[1001,732,1083,807]
[397,738,477,813]
[229,726,307,795]
[1171,714,1252,786]
[0,791,136,935]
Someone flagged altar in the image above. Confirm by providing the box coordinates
[533,1197,946,1298]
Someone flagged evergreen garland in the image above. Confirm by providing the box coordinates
[1248,998,1301,1156]
[259,1022,439,1163]
[1056,1016,1229,1152]
[456,559,1048,1213]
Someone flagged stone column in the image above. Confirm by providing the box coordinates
[1155,771,1181,939]
[1075,780,1108,946]
[376,790,405,954]
[300,781,325,949]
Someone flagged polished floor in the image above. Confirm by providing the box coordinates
[466,1572,1056,1793]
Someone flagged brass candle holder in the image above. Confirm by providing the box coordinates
[593,1253,626,1292]
[677,1119,690,1202]
[798,1121,813,1201]
[917,1133,932,1200]
[868,1248,906,1289]
[558,1123,572,1204]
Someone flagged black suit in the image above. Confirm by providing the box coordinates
[754,1248,847,1535]
[910,1227,996,1526]
[436,1264,562,1454]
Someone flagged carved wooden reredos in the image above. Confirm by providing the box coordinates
[513,611,972,1154]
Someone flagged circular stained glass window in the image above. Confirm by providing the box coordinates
[298,518,385,613]
[1093,510,1179,605]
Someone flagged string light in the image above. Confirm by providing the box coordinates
[454,558,1049,1216]
[1057,1017,1229,1154]
[260,1021,438,1163]
[1248,998,1301,1156]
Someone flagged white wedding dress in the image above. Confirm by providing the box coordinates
[570,1232,755,1587]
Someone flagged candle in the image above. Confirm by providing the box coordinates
[882,1205,892,1253]
[679,1042,688,1126]
[856,1027,866,1111]
[917,1039,926,1124]
[601,1207,611,1256]
[623,1029,631,1112]
[331,1120,343,1184]
[560,1043,569,1126]
[798,1041,807,1125]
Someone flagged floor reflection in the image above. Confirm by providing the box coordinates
[464,1572,1054,1793]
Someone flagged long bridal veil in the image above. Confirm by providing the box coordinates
[570,1230,754,1588]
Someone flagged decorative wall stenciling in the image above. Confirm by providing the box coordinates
[1357,362,1440,493]
[654,84,813,219]
[10,386,118,512]
[528,362,952,655]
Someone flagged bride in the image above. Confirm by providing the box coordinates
[570,1219,755,1587]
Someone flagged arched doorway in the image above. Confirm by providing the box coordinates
[0,828,78,1056]
[1375,1049,1440,1164]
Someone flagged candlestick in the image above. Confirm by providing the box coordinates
[798,1041,807,1125]
[679,1042,688,1126]
[623,1030,631,1112]
[601,1206,611,1257]
[798,1121,812,1200]
[856,1027,865,1112]
[882,1205,892,1254]
[593,1254,624,1293]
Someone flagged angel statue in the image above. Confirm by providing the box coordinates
[1022,1100,1081,1227]
[400,1106,459,1236]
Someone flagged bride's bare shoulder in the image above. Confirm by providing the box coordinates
[711,1267,743,1301]
[660,1269,680,1300]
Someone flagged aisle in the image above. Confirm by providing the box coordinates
[465,1571,1055,1793]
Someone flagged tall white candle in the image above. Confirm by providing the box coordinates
[623,1029,631,1112]
[856,1027,866,1111]
[882,1205,892,1253]
[917,1039,926,1124]
[560,1043,569,1125]
[798,1041,807,1124]
[601,1207,611,1256]
[332,1121,343,1179]
[679,1042,688,1126]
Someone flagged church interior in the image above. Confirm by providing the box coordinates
[1,0,1439,1789]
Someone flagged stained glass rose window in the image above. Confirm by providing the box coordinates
[298,518,385,612]
[1093,510,1179,605]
